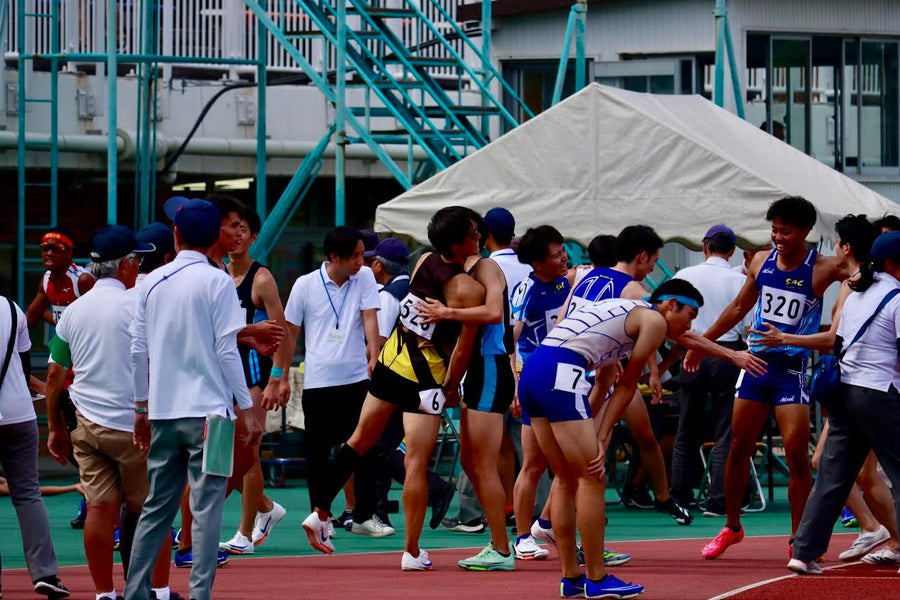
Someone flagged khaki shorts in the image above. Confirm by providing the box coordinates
[71,412,149,511]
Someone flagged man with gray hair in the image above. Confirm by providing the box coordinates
[46,225,181,600]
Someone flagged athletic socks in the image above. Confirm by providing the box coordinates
[537,518,552,529]
[97,592,117,600]
[152,587,171,600]
[563,576,583,584]
[729,525,742,533]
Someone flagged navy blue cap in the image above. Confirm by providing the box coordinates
[367,237,409,262]
[704,224,737,247]
[484,207,516,238]
[872,231,900,260]
[136,222,175,256]
[360,229,379,253]
[90,225,154,262]
[163,196,221,247]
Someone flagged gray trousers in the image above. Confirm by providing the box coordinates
[793,383,900,562]
[125,418,228,600]
[458,411,551,523]
[0,419,59,584]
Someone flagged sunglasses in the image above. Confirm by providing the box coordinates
[40,244,69,252]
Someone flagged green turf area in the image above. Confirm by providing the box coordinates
[0,476,853,570]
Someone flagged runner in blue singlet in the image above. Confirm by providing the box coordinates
[695,196,847,560]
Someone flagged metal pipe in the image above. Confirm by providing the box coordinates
[552,6,577,106]
[575,0,586,92]
[713,0,726,108]
[256,20,267,220]
[481,0,491,137]
[0,130,440,160]
[106,0,117,224]
[335,0,346,226]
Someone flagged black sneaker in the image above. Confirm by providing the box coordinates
[332,509,353,531]
[440,516,485,533]
[656,497,693,525]
[33,576,70,598]
[621,486,654,509]
[703,500,727,518]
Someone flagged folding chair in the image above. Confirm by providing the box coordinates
[697,441,767,513]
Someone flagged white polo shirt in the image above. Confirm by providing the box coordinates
[838,273,900,393]
[131,250,252,420]
[0,298,34,426]
[674,257,747,342]
[284,263,380,390]
[55,278,138,432]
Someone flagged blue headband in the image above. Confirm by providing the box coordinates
[645,294,701,309]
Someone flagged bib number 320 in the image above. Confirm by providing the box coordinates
[418,388,446,415]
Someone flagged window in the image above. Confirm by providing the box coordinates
[595,55,712,97]
[747,33,899,175]
[502,60,590,124]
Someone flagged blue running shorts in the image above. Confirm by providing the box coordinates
[518,346,593,423]
[736,353,809,406]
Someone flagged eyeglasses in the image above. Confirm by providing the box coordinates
[126,254,144,266]
[40,244,68,252]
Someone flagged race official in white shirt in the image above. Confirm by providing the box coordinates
[670,225,747,514]
[125,199,260,600]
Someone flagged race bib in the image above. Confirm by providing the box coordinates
[759,285,805,326]
[418,387,446,415]
[553,363,592,395]
[50,304,65,325]
[545,306,563,330]
[399,292,434,340]
[566,295,591,318]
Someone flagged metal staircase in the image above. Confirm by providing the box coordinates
[243,0,533,187]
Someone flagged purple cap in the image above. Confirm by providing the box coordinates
[703,224,736,247]
[366,237,409,263]
[484,207,515,238]
[163,196,221,247]
[90,225,155,262]
[360,229,379,253]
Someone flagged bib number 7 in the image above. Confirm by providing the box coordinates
[553,363,592,395]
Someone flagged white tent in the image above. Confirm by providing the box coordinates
[375,83,900,250]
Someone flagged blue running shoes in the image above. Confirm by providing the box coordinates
[560,575,586,598]
[174,548,229,568]
[584,574,644,599]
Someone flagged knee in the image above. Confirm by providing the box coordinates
[403,454,428,476]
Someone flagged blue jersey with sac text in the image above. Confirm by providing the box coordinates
[511,273,570,361]
[748,248,822,357]
[566,267,634,317]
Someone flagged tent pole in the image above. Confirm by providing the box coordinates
[552,5,577,106]
[723,15,744,118]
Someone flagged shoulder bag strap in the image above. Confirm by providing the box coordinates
[0,297,18,390]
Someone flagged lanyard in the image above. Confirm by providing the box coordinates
[319,267,350,330]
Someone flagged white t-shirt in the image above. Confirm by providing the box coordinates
[838,273,900,393]
[0,298,35,425]
[376,276,409,339]
[489,248,533,319]
[284,263,380,389]
[131,250,252,420]
[674,257,747,342]
[55,279,138,432]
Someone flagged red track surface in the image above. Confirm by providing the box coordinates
[5,534,900,599]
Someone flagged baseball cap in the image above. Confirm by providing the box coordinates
[90,225,155,262]
[872,231,900,260]
[484,207,516,239]
[360,229,379,253]
[163,196,221,247]
[368,237,409,263]
[136,222,175,256]
[703,224,737,247]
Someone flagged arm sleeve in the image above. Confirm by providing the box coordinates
[48,335,72,369]
[130,283,150,402]
[283,277,305,328]
[358,268,381,310]
[377,292,399,338]
[212,277,253,411]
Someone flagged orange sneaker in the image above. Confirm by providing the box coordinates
[702,525,744,559]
